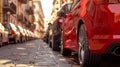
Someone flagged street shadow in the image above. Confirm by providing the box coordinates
[100,54,120,67]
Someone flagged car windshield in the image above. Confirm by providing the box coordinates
[7,23,12,31]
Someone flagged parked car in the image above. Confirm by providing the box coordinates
[43,23,52,44]
[49,3,72,51]
[0,23,9,45]
[3,23,20,44]
[61,0,120,67]
[17,26,26,43]
[29,31,33,40]
[23,29,28,41]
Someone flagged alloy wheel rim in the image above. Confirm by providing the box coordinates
[0,36,2,46]
[79,42,85,65]
[51,35,53,48]
[61,33,64,54]
[49,36,51,47]
[61,41,63,54]
[78,26,85,65]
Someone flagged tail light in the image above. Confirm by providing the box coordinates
[20,32,22,36]
[58,18,64,23]
[94,0,120,4]
[11,30,15,34]
[57,18,65,25]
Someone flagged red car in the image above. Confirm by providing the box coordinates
[61,0,120,67]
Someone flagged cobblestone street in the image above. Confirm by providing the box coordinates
[0,39,79,67]
[0,39,120,67]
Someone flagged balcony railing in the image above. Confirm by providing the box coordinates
[18,0,27,4]
[17,14,23,21]
[3,0,16,14]
[26,7,34,15]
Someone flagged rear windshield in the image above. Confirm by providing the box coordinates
[2,23,11,30]
[7,23,12,31]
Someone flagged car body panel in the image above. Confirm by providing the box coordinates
[0,23,9,43]
[62,0,120,54]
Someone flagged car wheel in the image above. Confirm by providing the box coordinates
[14,38,17,44]
[51,34,60,51]
[7,38,9,45]
[5,40,9,45]
[60,31,71,56]
[48,35,52,47]
[78,24,101,67]
[18,40,20,43]
[0,35,2,46]
[20,37,23,43]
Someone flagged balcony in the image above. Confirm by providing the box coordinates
[26,7,34,15]
[3,0,16,14]
[17,14,23,21]
[18,0,27,4]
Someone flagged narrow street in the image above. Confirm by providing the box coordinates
[0,39,79,67]
[0,39,120,67]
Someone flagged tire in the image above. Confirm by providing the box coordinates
[0,34,2,46]
[14,37,17,44]
[78,24,101,67]
[48,35,52,48]
[20,37,23,43]
[60,31,71,56]
[51,34,60,51]
[5,38,9,45]
[7,39,9,45]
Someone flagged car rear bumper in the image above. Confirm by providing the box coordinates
[89,35,120,54]
[8,34,16,41]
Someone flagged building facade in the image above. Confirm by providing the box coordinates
[33,0,44,38]
[17,0,35,30]
[50,0,73,23]
[1,0,16,24]
[0,0,35,31]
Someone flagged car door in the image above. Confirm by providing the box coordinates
[64,0,81,50]
[1,24,8,42]
[62,3,73,45]
[70,0,81,50]
[3,28,9,42]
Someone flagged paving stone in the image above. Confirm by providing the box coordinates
[58,63,72,67]
[35,61,56,66]
[35,65,57,67]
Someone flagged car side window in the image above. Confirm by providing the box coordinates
[66,4,72,14]
[68,4,72,11]
[61,5,66,14]
[61,3,72,14]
